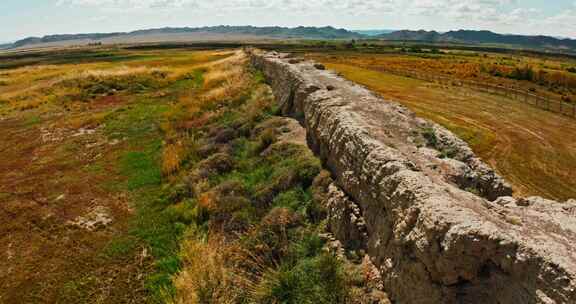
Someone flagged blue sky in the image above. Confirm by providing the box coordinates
[1,0,576,42]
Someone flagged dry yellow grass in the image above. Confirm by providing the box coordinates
[158,51,250,181]
[162,140,186,176]
[172,238,239,304]
[0,50,235,115]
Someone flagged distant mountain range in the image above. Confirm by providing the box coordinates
[378,30,576,51]
[4,26,576,53]
[9,26,362,48]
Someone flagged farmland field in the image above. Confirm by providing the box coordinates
[307,50,576,200]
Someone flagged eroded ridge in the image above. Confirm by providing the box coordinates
[249,49,576,304]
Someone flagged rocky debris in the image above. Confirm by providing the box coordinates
[250,49,576,304]
[262,117,307,146]
[40,127,68,143]
[71,127,97,137]
[314,63,326,70]
[67,206,113,231]
[288,58,304,64]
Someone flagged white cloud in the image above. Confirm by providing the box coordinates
[56,0,568,36]
[56,0,515,16]
[57,0,198,9]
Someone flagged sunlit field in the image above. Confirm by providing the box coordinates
[307,51,576,201]
[0,47,243,303]
[0,46,370,304]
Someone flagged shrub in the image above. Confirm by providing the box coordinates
[421,127,438,148]
[196,153,234,178]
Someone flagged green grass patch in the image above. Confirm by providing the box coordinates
[119,140,162,191]
[100,236,139,260]
[169,69,205,91]
[23,114,42,127]
[104,98,169,140]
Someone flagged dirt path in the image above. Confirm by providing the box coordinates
[315,61,576,201]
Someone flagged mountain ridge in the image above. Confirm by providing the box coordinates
[10,25,362,48]
[378,29,576,51]
[6,26,576,53]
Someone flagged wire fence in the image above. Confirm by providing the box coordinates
[372,67,576,119]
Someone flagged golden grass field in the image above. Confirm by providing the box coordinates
[310,50,576,103]
[307,53,576,201]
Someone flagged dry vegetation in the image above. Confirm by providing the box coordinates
[308,50,576,103]
[307,51,576,201]
[0,47,375,304]
[0,47,245,303]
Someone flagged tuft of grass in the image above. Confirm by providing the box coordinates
[253,254,349,304]
[162,140,186,177]
[173,238,240,304]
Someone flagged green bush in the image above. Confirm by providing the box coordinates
[421,127,438,148]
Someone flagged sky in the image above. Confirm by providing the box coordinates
[1,0,576,42]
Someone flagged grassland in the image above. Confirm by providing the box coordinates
[0,47,238,303]
[307,51,576,201]
[0,46,378,303]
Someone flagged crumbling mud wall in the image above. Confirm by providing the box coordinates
[249,50,576,304]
